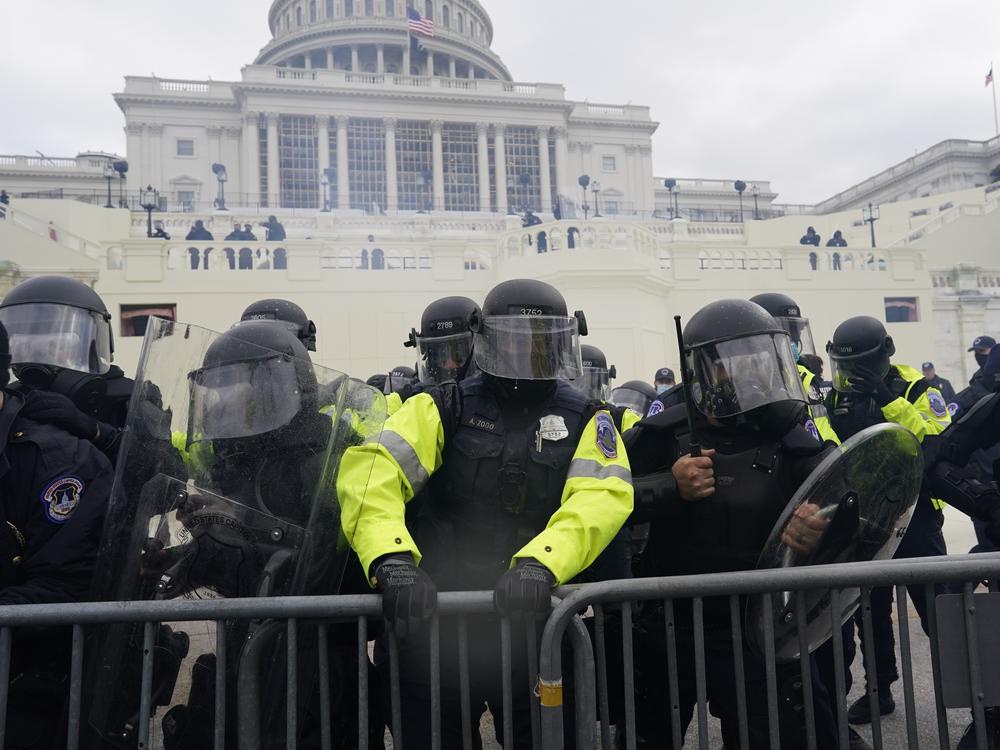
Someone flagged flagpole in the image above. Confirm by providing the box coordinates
[993,61,999,138]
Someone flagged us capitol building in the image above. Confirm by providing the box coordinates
[1,0,998,385]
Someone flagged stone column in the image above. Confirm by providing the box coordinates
[335,115,350,208]
[449,57,457,78]
[377,44,385,74]
[537,126,552,212]
[147,124,164,193]
[242,113,260,202]
[638,145,653,216]
[554,126,569,205]
[326,48,335,69]
[476,122,490,212]
[351,45,360,71]
[468,64,475,80]
[266,113,280,208]
[625,145,639,215]
[139,124,150,191]
[317,116,331,209]
[385,118,399,212]
[403,44,411,75]
[125,123,144,194]
[494,124,508,214]
[431,120,445,211]
[427,50,435,77]
[304,54,313,69]
[206,126,223,165]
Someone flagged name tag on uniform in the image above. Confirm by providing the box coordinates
[538,415,569,442]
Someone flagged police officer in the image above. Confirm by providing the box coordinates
[237,298,317,352]
[751,292,839,445]
[609,379,657,421]
[385,365,417,394]
[823,315,951,725]
[337,278,633,748]
[955,335,995,413]
[646,367,687,416]
[653,366,675,394]
[625,298,840,749]
[404,296,480,385]
[574,344,617,400]
[921,361,957,404]
[0,275,132,464]
[0,320,114,749]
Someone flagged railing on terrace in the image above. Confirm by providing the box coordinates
[2,203,105,260]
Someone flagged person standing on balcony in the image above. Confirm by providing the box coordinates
[185,219,213,241]
[826,230,848,247]
[260,214,286,241]
[799,226,822,246]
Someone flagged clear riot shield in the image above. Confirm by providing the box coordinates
[83,318,387,749]
[747,423,922,663]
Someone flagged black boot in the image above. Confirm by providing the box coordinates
[847,688,895,725]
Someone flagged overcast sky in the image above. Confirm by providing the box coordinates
[2,1,998,203]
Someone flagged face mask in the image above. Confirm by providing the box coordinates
[976,353,989,368]
[656,384,670,394]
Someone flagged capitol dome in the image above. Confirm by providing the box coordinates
[255,0,512,81]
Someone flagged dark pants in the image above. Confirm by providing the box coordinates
[378,614,574,750]
[635,611,839,750]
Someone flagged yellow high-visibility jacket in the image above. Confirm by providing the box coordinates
[337,390,634,586]
[799,364,840,445]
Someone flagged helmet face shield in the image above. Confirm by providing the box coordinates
[0,303,112,375]
[688,333,805,418]
[778,317,816,360]
[416,331,473,384]
[828,344,891,393]
[575,366,612,401]
[188,357,302,441]
[610,387,650,416]
[473,315,582,381]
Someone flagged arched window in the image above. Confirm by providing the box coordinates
[296,5,303,25]
[274,248,288,270]
[372,248,385,269]
[358,249,369,269]
[537,231,548,253]
[457,11,464,32]
[238,248,253,270]
[442,4,450,27]
[345,0,354,15]
[425,0,433,20]
[386,0,395,15]
[326,0,334,17]
[310,0,317,21]
[365,0,373,14]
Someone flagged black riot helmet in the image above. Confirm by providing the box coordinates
[0,321,10,389]
[683,298,806,421]
[826,315,895,393]
[575,344,617,400]
[610,379,656,416]
[0,276,115,407]
[385,365,417,394]
[405,296,481,384]
[239,298,317,352]
[750,292,816,361]
[472,279,587,382]
[187,321,318,447]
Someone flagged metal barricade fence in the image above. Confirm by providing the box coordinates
[0,590,597,750]
[540,553,1000,750]
[0,555,998,749]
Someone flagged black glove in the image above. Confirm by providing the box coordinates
[20,390,99,440]
[849,366,895,407]
[493,559,555,618]
[371,554,437,638]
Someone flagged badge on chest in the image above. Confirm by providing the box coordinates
[536,415,569,452]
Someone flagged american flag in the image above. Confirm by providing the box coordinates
[407,6,435,37]
[987,66,994,88]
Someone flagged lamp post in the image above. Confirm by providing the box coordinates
[518,172,531,213]
[751,183,760,220]
[664,178,677,219]
[734,180,747,223]
[212,163,228,211]
[103,162,115,208]
[418,168,433,213]
[113,160,129,208]
[140,185,159,238]
[862,202,880,248]
[591,180,602,217]
[578,174,590,220]
[320,167,336,211]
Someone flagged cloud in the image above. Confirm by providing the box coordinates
[2,0,997,203]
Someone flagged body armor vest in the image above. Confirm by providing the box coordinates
[418,375,590,590]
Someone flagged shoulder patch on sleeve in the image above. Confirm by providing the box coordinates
[803,419,821,443]
[646,400,664,418]
[40,476,84,524]
[595,412,618,459]
[927,390,948,419]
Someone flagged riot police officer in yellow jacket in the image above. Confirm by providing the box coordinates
[337,279,633,749]
[822,315,951,726]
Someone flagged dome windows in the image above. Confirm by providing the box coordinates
[296,4,303,25]
[326,0,334,17]
[310,0,317,22]
[386,0,395,16]
[365,0,374,14]
[424,0,433,20]
[442,4,450,28]
[456,11,464,32]
[345,0,354,15]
